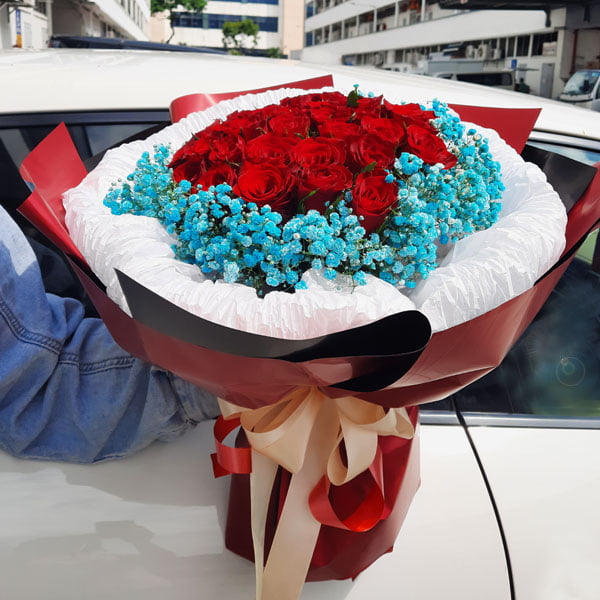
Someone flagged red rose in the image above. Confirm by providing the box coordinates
[171,156,206,185]
[318,120,363,140]
[222,110,268,141]
[352,94,384,119]
[169,135,210,170]
[281,91,347,111]
[384,101,437,131]
[206,128,245,163]
[351,169,398,233]
[310,103,353,125]
[404,125,457,168]
[268,109,311,137]
[360,116,406,147]
[233,162,297,216]
[245,132,296,165]
[283,91,353,124]
[349,133,396,170]
[298,165,353,213]
[293,137,347,170]
[195,161,238,189]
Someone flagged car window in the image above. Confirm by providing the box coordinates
[453,142,599,421]
[0,112,170,214]
[563,70,600,96]
[453,254,599,418]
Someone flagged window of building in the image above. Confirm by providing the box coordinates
[34,1,47,15]
[343,18,357,38]
[531,31,558,56]
[516,34,530,56]
[377,4,395,19]
[172,13,278,32]
[507,36,515,56]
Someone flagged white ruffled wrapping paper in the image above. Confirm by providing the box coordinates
[63,87,567,337]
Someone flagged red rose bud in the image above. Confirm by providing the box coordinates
[349,133,396,170]
[405,125,458,168]
[298,165,353,213]
[233,162,296,216]
[351,168,399,234]
[360,116,406,148]
[245,133,296,165]
[293,137,347,170]
[195,161,238,190]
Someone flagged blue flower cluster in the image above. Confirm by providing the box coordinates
[103,98,503,294]
[372,100,504,288]
[104,147,389,294]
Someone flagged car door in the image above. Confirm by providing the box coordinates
[452,138,600,600]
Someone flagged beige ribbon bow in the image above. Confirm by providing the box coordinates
[219,386,414,600]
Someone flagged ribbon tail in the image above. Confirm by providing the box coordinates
[250,450,279,600]
[260,399,339,600]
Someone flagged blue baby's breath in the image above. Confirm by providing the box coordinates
[103,97,503,294]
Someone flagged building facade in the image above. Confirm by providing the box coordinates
[1,0,150,49]
[151,0,304,56]
[302,0,600,98]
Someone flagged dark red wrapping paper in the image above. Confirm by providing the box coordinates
[17,81,600,584]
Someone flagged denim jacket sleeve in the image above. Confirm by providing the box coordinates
[0,206,219,463]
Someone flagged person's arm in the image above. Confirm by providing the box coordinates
[0,206,219,463]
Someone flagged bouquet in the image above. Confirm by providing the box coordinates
[18,78,595,600]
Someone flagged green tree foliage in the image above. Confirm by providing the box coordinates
[222,18,259,53]
[151,0,207,43]
[266,47,283,59]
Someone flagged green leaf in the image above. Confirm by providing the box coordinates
[347,88,360,108]
[298,188,320,213]
[360,161,377,174]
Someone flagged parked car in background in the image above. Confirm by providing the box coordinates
[0,48,599,600]
[559,69,600,111]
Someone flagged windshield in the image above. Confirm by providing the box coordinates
[563,70,600,96]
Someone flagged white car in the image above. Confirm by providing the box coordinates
[0,48,599,600]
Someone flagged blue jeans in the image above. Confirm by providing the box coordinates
[0,205,219,463]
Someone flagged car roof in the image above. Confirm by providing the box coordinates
[2,48,600,142]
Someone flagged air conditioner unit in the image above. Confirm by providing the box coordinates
[492,47,502,60]
[477,43,490,60]
[465,44,476,59]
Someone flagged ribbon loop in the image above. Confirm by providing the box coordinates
[211,416,252,477]
[310,444,387,532]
